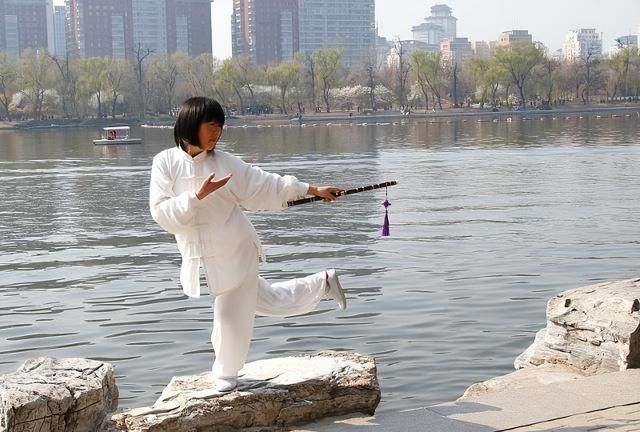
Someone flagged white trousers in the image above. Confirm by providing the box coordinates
[202,254,329,378]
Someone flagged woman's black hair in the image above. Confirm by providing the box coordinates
[174,97,225,149]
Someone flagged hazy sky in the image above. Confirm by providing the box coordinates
[53,0,640,58]
[212,0,640,58]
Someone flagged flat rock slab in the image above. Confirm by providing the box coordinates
[0,357,118,432]
[459,364,586,400]
[104,351,380,432]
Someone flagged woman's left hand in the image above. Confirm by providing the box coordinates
[308,185,344,202]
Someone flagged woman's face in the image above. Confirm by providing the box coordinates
[197,121,223,152]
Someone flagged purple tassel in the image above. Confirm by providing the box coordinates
[381,197,391,237]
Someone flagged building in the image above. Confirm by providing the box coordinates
[385,39,431,68]
[232,0,298,65]
[375,34,393,67]
[498,30,532,47]
[165,0,213,56]
[472,40,491,59]
[0,0,48,57]
[132,0,167,54]
[65,0,211,59]
[411,4,456,49]
[610,34,638,55]
[440,37,473,64]
[298,0,375,67]
[66,0,134,58]
[52,5,67,56]
[563,28,602,62]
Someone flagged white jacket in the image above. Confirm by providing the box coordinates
[149,147,309,297]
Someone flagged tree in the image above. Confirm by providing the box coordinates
[148,53,184,114]
[131,43,154,118]
[580,47,600,104]
[17,49,52,120]
[303,52,318,111]
[217,58,245,114]
[494,41,545,107]
[50,53,79,118]
[605,47,639,101]
[411,50,445,110]
[535,56,559,105]
[354,52,383,110]
[233,55,261,107]
[0,53,17,119]
[182,53,219,98]
[312,48,343,112]
[392,40,411,108]
[105,58,132,118]
[78,57,109,117]
[266,59,300,114]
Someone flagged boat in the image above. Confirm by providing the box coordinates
[93,126,142,145]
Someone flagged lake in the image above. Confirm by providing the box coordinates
[0,114,638,412]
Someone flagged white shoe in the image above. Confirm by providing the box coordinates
[326,269,347,310]
[214,376,238,392]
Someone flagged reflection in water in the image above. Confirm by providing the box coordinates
[0,117,639,411]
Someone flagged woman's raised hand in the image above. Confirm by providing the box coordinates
[308,185,344,202]
[196,173,232,201]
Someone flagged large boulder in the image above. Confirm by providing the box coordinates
[515,277,640,374]
[104,351,380,432]
[0,357,118,432]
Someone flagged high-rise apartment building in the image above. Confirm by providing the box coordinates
[66,0,211,59]
[232,0,298,64]
[497,30,532,47]
[563,28,602,62]
[298,0,375,66]
[66,0,134,58]
[165,0,212,56]
[132,0,167,54]
[53,6,67,56]
[0,0,48,57]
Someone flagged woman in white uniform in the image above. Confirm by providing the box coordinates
[149,97,347,392]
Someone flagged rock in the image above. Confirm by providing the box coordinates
[103,351,380,432]
[459,364,586,400]
[0,357,118,432]
[515,277,640,374]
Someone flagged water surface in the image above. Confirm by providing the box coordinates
[1,115,638,411]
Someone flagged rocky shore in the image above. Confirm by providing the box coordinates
[2,277,639,431]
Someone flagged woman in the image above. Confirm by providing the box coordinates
[149,97,347,392]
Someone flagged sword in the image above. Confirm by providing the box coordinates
[287,181,398,207]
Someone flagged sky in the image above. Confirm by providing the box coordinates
[54,0,640,59]
[212,0,640,58]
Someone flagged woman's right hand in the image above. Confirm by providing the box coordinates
[196,173,232,200]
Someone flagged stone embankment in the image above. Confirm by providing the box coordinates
[1,352,380,432]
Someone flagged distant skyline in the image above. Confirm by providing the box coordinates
[213,0,639,58]
[53,0,640,59]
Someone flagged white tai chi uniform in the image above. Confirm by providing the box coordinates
[149,147,330,378]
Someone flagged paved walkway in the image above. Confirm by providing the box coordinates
[295,370,640,432]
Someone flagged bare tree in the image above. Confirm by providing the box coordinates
[131,43,154,118]
[304,52,317,111]
[581,47,599,104]
[50,53,79,118]
[363,51,382,110]
[392,39,411,108]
